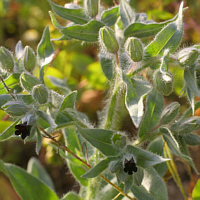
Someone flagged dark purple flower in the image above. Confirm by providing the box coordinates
[124,158,137,175]
[15,122,31,140]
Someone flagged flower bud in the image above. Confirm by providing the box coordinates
[99,26,119,54]
[0,47,14,71]
[125,37,143,62]
[177,47,199,67]
[153,70,173,96]
[32,84,48,104]
[84,0,99,18]
[23,46,36,72]
[2,101,29,116]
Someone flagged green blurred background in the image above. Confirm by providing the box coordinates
[0,0,200,199]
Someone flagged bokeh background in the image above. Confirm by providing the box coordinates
[0,0,200,199]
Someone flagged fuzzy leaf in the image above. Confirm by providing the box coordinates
[101,6,119,26]
[0,47,14,71]
[0,160,59,200]
[82,157,115,178]
[15,40,24,59]
[77,126,119,156]
[145,2,183,57]
[61,20,104,42]
[126,145,169,168]
[37,26,54,67]
[131,167,167,200]
[184,134,200,146]
[20,73,41,93]
[48,0,89,24]
[123,75,151,127]
[139,89,163,137]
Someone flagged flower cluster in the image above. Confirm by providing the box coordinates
[124,158,137,175]
[15,122,31,140]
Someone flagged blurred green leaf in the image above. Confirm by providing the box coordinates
[61,192,84,200]
[192,179,200,200]
[0,160,59,200]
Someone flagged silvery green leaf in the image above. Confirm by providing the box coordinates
[0,47,14,71]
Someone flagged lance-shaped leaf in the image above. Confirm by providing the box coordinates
[76,126,119,156]
[49,11,64,29]
[20,72,41,93]
[101,6,119,26]
[61,20,104,42]
[186,86,195,115]
[123,74,151,127]
[37,26,54,67]
[0,160,59,200]
[48,0,89,24]
[27,157,55,191]
[145,2,183,57]
[15,40,24,59]
[59,91,77,112]
[126,145,169,168]
[161,127,198,173]
[139,89,163,137]
[0,73,21,94]
[82,157,115,178]
[124,8,184,38]
[0,120,20,141]
[184,133,200,146]
[130,167,168,200]
[184,64,200,96]
[120,0,135,28]
[0,47,14,71]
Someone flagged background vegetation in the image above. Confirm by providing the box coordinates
[1,0,200,199]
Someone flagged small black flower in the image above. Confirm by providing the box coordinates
[124,158,137,175]
[15,122,31,140]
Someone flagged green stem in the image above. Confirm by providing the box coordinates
[164,142,188,200]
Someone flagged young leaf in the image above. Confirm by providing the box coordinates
[0,47,14,71]
[119,0,135,28]
[0,120,20,141]
[82,157,115,178]
[131,167,168,200]
[139,89,163,137]
[76,126,119,156]
[15,40,24,59]
[123,75,151,127]
[48,0,89,24]
[0,160,59,200]
[126,145,169,168]
[101,6,119,26]
[59,91,77,112]
[27,157,55,191]
[61,20,104,42]
[23,46,36,72]
[20,72,41,93]
[37,26,54,67]
[0,73,21,94]
[184,64,200,96]
[184,133,200,146]
[61,192,84,200]
[145,2,183,57]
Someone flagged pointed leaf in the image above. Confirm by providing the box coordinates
[27,157,55,191]
[184,133,200,146]
[20,73,41,93]
[184,64,200,96]
[15,40,24,59]
[131,167,168,200]
[0,160,59,200]
[101,6,119,26]
[37,26,54,67]
[123,75,151,127]
[49,11,64,29]
[126,145,169,168]
[48,0,89,24]
[186,86,195,115]
[61,20,104,42]
[0,120,20,141]
[139,89,163,137]
[145,2,183,57]
[120,0,135,28]
[82,157,115,178]
[59,91,77,111]
[77,126,119,156]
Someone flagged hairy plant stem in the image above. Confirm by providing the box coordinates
[38,126,134,200]
[163,142,188,200]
